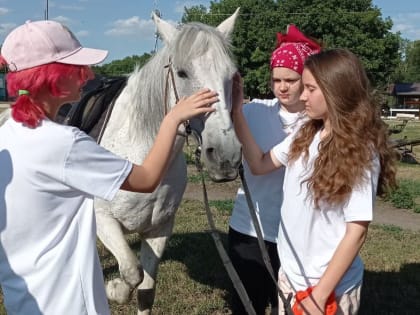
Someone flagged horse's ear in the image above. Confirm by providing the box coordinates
[216,7,240,39]
[152,11,177,43]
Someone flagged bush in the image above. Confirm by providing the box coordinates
[385,179,420,210]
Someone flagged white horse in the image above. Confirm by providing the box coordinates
[94,10,241,314]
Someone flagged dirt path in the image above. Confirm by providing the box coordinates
[184,178,420,232]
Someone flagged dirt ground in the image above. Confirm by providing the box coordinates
[184,167,420,232]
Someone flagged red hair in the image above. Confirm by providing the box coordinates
[0,56,93,128]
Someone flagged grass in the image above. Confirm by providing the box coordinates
[0,121,419,314]
[106,162,420,314]
[112,198,420,314]
[387,120,420,158]
[2,200,419,314]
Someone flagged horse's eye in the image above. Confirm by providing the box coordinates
[177,70,188,79]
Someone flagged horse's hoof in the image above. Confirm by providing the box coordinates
[120,263,144,287]
[106,278,131,304]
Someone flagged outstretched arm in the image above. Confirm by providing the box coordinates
[231,72,283,175]
[298,221,369,314]
[121,88,217,192]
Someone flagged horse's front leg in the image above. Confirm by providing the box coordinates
[137,221,174,315]
[96,209,143,304]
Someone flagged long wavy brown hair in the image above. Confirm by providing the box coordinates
[288,49,397,208]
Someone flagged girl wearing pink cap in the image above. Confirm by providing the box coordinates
[228,25,320,315]
[232,49,396,314]
[0,20,217,315]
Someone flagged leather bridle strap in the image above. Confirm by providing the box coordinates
[164,58,191,136]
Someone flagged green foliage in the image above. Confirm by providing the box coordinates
[91,0,404,95]
[182,0,401,97]
[385,179,420,210]
[387,183,415,209]
[92,53,152,76]
[404,40,420,82]
[183,0,280,98]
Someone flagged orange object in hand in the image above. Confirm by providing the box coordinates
[292,286,337,315]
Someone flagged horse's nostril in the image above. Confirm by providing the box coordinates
[206,147,216,163]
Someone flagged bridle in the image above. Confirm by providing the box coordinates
[163,58,192,137]
[163,57,293,315]
[163,57,258,314]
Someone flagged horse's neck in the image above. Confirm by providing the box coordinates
[102,51,185,161]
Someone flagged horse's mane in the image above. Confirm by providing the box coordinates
[171,22,235,76]
[121,22,235,143]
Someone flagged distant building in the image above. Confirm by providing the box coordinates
[388,83,420,118]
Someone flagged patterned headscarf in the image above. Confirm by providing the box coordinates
[270,24,321,74]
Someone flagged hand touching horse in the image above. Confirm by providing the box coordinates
[94,9,241,314]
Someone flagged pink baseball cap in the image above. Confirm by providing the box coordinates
[1,20,108,72]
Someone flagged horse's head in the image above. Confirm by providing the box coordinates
[153,9,242,182]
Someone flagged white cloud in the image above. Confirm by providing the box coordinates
[76,30,89,37]
[52,15,73,25]
[0,7,9,15]
[59,5,84,11]
[174,1,208,14]
[0,23,15,36]
[105,16,156,37]
[392,12,420,40]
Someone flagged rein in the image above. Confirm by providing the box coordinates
[238,164,294,315]
[165,56,292,313]
[193,147,257,315]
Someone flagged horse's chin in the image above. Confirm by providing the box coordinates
[208,170,238,183]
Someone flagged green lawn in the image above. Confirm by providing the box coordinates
[0,120,419,314]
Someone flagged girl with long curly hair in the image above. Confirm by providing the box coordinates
[232,48,397,315]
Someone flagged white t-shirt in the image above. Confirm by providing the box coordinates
[272,131,379,295]
[0,118,132,315]
[229,98,306,242]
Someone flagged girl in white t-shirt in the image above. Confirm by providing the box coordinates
[232,49,397,315]
[0,20,217,315]
[228,24,320,315]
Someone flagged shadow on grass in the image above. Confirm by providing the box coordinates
[161,231,235,303]
[360,263,420,314]
[161,232,420,314]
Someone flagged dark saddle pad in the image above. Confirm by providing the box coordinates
[64,76,127,141]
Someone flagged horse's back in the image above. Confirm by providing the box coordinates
[64,75,127,141]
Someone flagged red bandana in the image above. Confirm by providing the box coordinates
[270,24,321,74]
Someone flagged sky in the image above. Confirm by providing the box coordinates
[0,0,419,63]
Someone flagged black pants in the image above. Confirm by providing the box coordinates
[228,227,280,315]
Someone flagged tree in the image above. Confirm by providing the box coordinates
[182,0,401,98]
[275,0,400,88]
[405,40,420,82]
[183,0,280,98]
[93,53,152,76]
[392,38,411,83]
